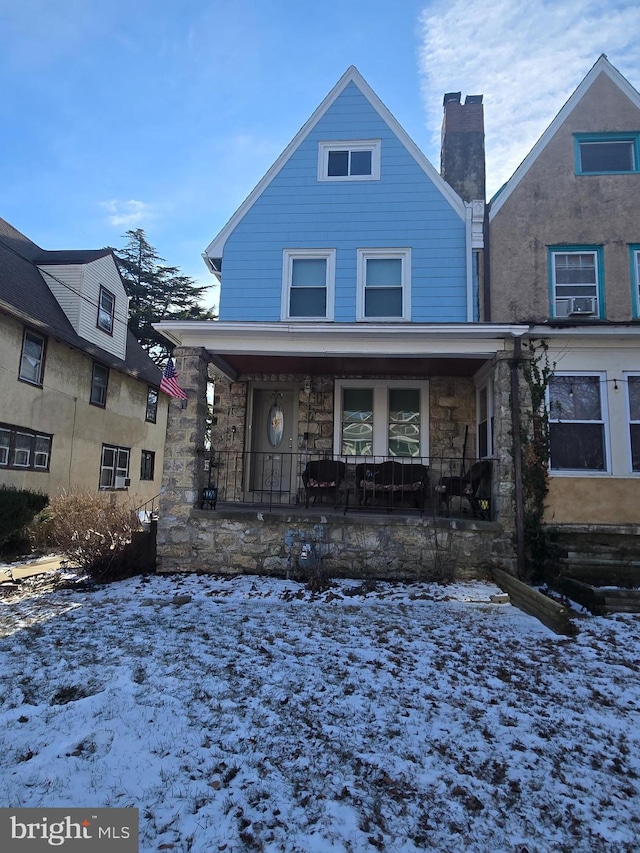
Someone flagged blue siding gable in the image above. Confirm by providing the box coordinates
[216,76,469,323]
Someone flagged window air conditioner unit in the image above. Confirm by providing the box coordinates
[115,476,130,489]
[568,296,596,315]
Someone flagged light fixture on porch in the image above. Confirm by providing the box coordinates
[303,376,313,396]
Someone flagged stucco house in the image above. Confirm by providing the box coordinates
[0,217,168,507]
[155,67,528,578]
[489,55,640,534]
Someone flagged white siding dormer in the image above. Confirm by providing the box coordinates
[38,255,128,360]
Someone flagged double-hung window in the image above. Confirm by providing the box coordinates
[282,249,335,320]
[575,133,639,174]
[0,424,52,471]
[19,329,46,386]
[357,249,411,321]
[100,444,130,489]
[477,382,494,459]
[549,247,602,319]
[335,380,428,458]
[548,374,607,472]
[90,363,109,407]
[318,140,381,181]
[97,286,115,334]
[140,449,156,481]
[628,375,640,472]
[146,387,159,423]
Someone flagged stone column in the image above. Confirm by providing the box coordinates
[492,345,533,564]
[157,347,208,571]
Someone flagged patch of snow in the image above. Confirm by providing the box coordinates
[1,573,639,852]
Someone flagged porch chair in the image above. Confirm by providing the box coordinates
[302,459,346,509]
[435,460,492,519]
[355,460,429,511]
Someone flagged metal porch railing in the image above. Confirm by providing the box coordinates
[201,451,497,520]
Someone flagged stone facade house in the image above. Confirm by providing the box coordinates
[155,67,528,578]
[0,217,168,506]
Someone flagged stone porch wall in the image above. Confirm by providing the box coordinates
[157,507,516,579]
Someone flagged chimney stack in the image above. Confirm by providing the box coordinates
[441,93,485,202]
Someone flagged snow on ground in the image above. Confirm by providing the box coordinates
[1,571,639,853]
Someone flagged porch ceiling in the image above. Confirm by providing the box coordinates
[210,353,488,378]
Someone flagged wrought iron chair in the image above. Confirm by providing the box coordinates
[302,460,346,508]
[435,460,492,518]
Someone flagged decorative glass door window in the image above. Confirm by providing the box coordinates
[336,381,428,457]
[388,389,420,457]
[341,388,373,456]
[267,401,285,447]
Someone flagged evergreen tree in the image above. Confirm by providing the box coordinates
[114,229,215,364]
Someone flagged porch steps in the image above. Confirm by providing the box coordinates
[545,526,640,614]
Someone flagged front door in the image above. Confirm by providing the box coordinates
[250,389,296,499]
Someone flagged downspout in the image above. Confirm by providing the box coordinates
[510,335,525,578]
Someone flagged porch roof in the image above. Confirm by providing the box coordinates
[154,320,530,381]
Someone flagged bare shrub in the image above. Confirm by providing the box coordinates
[42,491,140,582]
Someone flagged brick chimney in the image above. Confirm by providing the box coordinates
[440,92,485,202]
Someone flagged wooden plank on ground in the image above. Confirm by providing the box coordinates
[493,568,577,636]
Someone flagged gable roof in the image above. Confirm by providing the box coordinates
[203,66,465,271]
[489,55,640,219]
[0,217,162,388]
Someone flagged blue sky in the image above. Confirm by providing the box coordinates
[2,0,640,309]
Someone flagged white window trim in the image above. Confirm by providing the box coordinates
[333,379,429,459]
[281,249,335,321]
[356,248,411,322]
[547,371,610,475]
[476,379,495,459]
[317,140,381,182]
[625,372,640,475]
[100,444,130,490]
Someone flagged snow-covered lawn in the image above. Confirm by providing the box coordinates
[1,571,639,853]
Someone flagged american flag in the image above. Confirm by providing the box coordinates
[160,357,188,400]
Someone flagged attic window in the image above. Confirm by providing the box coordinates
[575,134,639,174]
[97,286,115,335]
[318,140,381,181]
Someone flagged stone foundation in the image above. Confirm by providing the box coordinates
[157,507,516,580]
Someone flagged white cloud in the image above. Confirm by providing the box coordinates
[418,0,640,196]
[100,199,155,228]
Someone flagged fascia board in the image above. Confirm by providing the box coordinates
[154,320,529,356]
[528,323,640,338]
[490,56,640,220]
[204,68,465,263]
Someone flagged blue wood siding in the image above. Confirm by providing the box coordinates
[219,82,467,322]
